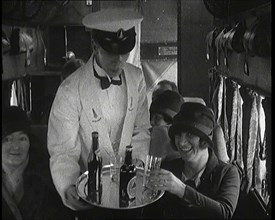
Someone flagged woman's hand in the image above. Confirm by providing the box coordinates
[65,185,93,210]
[146,169,186,198]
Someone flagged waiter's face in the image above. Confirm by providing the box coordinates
[96,44,130,78]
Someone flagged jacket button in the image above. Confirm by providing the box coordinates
[196,200,201,206]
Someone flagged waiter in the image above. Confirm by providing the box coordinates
[47,8,151,214]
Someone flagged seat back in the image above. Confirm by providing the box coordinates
[232,189,271,219]
[30,124,49,158]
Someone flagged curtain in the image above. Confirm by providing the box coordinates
[262,97,271,205]
[209,70,230,159]
[209,69,271,207]
[240,88,258,194]
[226,79,243,168]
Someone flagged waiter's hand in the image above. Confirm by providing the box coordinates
[147,169,186,198]
[65,185,92,210]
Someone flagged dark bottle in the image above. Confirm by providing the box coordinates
[119,145,136,207]
[87,131,102,204]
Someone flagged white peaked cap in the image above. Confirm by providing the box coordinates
[82,8,143,32]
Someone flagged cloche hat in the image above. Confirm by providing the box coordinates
[168,102,215,148]
[150,90,184,122]
[2,106,31,139]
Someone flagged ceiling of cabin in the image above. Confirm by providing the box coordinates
[2,0,178,43]
[2,0,92,26]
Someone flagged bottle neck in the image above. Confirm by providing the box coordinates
[92,136,99,152]
[125,150,132,165]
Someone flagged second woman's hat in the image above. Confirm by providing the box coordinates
[150,90,184,122]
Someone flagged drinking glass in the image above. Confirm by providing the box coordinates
[109,156,123,182]
[143,155,162,187]
[139,155,162,202]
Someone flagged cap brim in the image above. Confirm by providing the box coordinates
[92,27,136,54]
[150,107,177,121]
[168,123,213,148]
[97,34,136,55]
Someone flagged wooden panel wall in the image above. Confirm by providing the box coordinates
[178,0,213,104]
[140,0,177,43]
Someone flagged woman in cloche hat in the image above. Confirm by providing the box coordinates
[143,102,241,219]
[149,90,184,161]
[2,106,74,220]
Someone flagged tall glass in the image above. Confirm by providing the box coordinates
[109,156,123,182]
[135,155,162,204]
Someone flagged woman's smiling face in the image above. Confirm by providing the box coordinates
[2,131,30,167]
[174,132,202,162]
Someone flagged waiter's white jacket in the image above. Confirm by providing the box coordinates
[47,55,151,209]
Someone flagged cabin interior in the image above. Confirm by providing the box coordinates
[2,0,271,219]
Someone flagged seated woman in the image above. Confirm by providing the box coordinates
[149,90,184,161]
[150,90,184,127]
[2,106,74,220]
[143,102,241,219]
[152,79,178,101]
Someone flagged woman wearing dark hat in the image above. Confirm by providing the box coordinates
[149,90,184,161]
[150,90,184,127]
[143,102,241,219]
[152,79,178,101]
[2,106,74,220]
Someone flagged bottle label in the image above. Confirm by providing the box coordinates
[127,176,136,199]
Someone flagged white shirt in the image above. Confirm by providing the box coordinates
[182,165,206,187]
[94,59,127,155]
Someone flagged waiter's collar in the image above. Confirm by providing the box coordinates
[93,58,121,81]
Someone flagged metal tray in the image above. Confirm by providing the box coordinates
[76,166,164,210]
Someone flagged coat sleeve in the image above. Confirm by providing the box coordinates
[181,165,241,219]
[47,83,81,209]
[131,68,151,164]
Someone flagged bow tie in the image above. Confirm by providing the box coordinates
[94,69,122,90]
